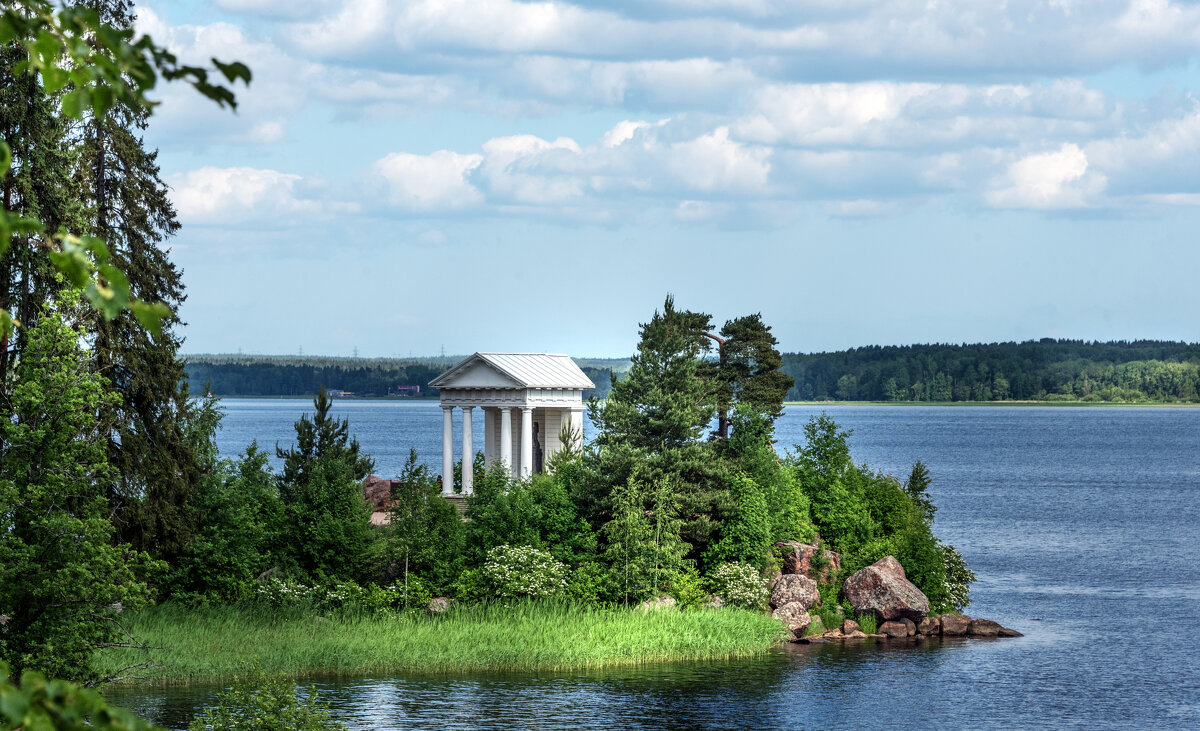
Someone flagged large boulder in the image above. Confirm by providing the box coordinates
[362,475,394,511]
[428,597,453,615]
[879,620,910,638]
[638,595,676,612]
[776,538,843,583]
[968,619,1001,637]
[771,602,813,637]
[770,574,821,610]
[940,614,970,636]
[842,556,930,621]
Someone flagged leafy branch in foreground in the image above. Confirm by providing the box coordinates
[0,0,250,337]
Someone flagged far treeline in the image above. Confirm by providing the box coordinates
[183,355,621,400]
[781,340,1200,403]
[187,339,1200,404]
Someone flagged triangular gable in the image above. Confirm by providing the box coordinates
[430,354,523,389]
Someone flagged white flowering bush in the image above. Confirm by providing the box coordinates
[254,577,317,607]
[709,563,769,611]
[482,545,568,600]
[317,581,366,611]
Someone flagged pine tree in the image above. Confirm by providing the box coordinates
[714,313,793,440]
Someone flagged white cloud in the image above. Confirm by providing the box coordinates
[986,144,1106,209]
[666,127,771,193]
[372,151,485,211]
[169,167,355,225]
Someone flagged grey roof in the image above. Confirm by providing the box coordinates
[430,352,596,389]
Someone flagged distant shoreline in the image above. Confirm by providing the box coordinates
[784,400,1200,407]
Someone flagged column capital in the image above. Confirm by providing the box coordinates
[521,405,533,413]
[441,403,455,411]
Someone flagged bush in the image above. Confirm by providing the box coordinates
[482,545,568,600]
[565,562,609,607]
[0,664,156,730]
[452,568,490,605]
[940,543,975,611]
[670,568,709,610]
[253,576,317,608]
[188,665,345,731]
[708,563,769,611]
[855,613,878,634]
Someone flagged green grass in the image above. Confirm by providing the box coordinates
[97,602,787,686]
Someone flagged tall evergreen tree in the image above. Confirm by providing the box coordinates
[714,313,793,440]
[74,0,212,561]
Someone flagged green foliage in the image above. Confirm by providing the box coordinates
[904,461,937,524]
[276,388,376,583]
[714,313,794,438]
[0,0,248,336]
[704,474,771,569]
[384,450,465,594]
[482,546,568,600]
[725,407,815,545]
[452,569,490,606]
[670,568,709,610]
[601,479,691,604]
[813,604,842,634]
[187,665,345,731]
[465,467,595,566]
[941,543,976,611]
[0,663,158,730]
[164,442,283,605]
[565,562,610,608]
[708,563,769,611]
[0,312,160,683]
[854,612,878,634]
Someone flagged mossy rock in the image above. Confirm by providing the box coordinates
[803,616,826,637]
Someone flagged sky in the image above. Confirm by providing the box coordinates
[138,0,1200,358]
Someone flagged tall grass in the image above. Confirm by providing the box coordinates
[97,602,786,686]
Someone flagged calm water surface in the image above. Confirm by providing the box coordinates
[108,402,1200,729]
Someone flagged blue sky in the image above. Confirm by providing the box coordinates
[139,0,1200,358]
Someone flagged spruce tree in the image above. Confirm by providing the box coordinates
[714,313,793,440]
[72,0,215,561]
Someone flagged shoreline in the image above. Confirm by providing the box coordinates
[783,400,1200,407]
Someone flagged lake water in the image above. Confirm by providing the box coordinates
[109,401,1200,729]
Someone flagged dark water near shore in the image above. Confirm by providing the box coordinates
[108,402,1200,729]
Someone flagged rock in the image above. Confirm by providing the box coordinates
[807,616,826,636]
[968,618,1002,637]
[823,629,844,638]
[843,630,868,639]
[0,614,7,626]
[705,595,724,609]
[917,616,941,635]
[940,614,970,636]
[638,595,677,612]
[998,626,1024,638]
[362,475,395,511]
[842,556,930,622]
[842,619,860,634]
[771,602,813,636]
[775,538,843,583]
[769,574,820,610]
[879,620,910,638]
[428,597,453,615]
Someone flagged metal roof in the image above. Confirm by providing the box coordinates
[430,352,596,389]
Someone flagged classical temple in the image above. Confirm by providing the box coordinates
[429,352,594,496]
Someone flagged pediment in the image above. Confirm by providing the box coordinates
[433,357,522,389]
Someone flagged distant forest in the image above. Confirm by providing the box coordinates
[184,354,617,400]
[780,340,1200,403]
[186,340,1200,404]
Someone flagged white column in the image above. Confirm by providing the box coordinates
[520,406,533,479]
[441,405,454,496]
[461,406,474,494]
[569,407,584,449]
[499,407,513,477]
[482,408,492,468]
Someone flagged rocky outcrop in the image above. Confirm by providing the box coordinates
[770,574,821,610]
[917,616,941,635]
[428,597,453,614]
[968,619,1001,637]
[842,619,860,634]
[363,475,395,511]
[775,537,843,583]
[940,614,970,636]
[843,556,929,621]
[879,620,911,638]
[772,602,813,637]
[638,595,676,612]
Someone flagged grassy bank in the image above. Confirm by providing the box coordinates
[97,602,786,686]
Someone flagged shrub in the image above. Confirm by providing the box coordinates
[253,577,317,608]
[708,563,769,611]
[452,569,490,605]
[565,562,609,607]
[187,665,346,731]
[482,545,568,600]
[940,543,975,612]
[855,613,878,634]
[671,568,709,610]
[704,474,771,570]
[0,664,156,730]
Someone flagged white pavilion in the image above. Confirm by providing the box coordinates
[429,353,595,496]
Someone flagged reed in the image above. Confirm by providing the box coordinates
[98,601,786,686]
